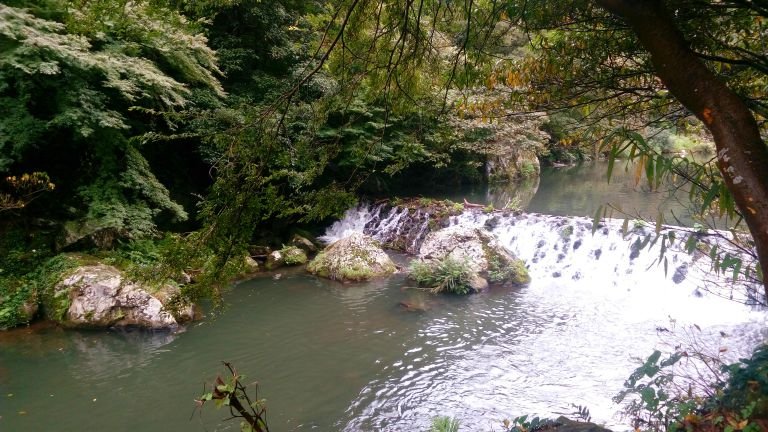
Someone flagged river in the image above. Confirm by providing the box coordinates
[0,162,765,431]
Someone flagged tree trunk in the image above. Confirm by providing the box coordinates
[597,0,768,299]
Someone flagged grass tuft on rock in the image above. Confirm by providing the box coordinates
[409,257,473,295]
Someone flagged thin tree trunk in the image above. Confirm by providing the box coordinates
[597,0,768,299]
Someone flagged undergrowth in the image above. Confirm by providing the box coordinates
[409,257,473,295]
[615,327,768,432]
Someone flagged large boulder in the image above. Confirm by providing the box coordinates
[47,264,193,329]
[307,233,397,282]
[418,226,530,286]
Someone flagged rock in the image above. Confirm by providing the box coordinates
[551,417,612,432]
[468,273,489,292]
[243,255,260,273]
[48,264,190,329]
[266,250,284,270]
[307,233,397,282]
[419,226,530,286]
[290,234,318,255]
[281,246,308,266]
[247,245,271,259]
[56,221,129,251]
[486,147,541,181]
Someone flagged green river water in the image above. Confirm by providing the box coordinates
[1,162,765,432]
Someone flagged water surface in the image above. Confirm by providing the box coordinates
[1,162,764,432]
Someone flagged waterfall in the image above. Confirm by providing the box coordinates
[322,203,765,308]
[320,203,433,255]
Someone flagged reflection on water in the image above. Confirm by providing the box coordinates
[1,269,765,432]
[0,161,763,432]
[440,161,698,225]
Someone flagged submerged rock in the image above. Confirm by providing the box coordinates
[307,233,397,282]
[418,226,530,287]
[48,264,192,329]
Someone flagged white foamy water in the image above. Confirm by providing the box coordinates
[322,204,767,431]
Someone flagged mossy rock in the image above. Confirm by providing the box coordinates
[307,233,396,282]
[419,226,530,287]
[44,260,191,329]
[281,246,308,266]
[0,284,39,330]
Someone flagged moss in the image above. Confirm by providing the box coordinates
[519,161,537,177]
[307,235,395,282]
[560,225,574,241]
[36,255,82,322]
[507,258,531,285]
[281,246,308,265]
[0,281,38,330]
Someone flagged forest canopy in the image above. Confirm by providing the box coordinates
[2,0,767,299]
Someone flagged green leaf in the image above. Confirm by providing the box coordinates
[591,205,602,234]
[607,147,616,183]
[640,386,656,404]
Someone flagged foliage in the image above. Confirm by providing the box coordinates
[614,330,768,432]
[409,257,473,295]
[0,172,55,212]
[487,256,524,284]
[195,362,269,432]
[430,416,461,432]
[0,253,78,327]
[501,414,558,432]
[0,0,221,237]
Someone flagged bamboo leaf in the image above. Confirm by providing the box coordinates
[646,155,655,190]
[607,148,616,183]
[592,205,602,234]
[655,211,664,235]
[732,259,742,282]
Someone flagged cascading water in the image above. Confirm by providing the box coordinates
[322,203,768,431]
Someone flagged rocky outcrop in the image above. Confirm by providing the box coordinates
[418,226,530,288]
[307,233,397,282]
[48,264,192,329]
[486,147,541,182]
[56,221,129,251]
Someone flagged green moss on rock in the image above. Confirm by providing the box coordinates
[281,246,308,266]
[307,233,396,282]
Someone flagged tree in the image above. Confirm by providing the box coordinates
[0,1,221,240]
[293,0,768,299]
[594,0,768,298]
